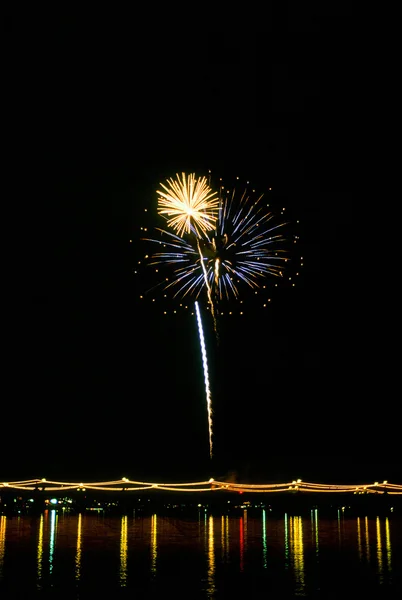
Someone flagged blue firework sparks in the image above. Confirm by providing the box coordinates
[138,174,301,313]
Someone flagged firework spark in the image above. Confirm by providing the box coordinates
[157,173,220,238]
[142,175,297,313]
[139,173,300,461]
[195,300,213,458]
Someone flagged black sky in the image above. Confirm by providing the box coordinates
[3,14,400,484]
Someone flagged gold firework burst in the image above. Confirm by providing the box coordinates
[157,173,219,237]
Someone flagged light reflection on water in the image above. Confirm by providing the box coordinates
[36,513,43,589]
[262,509,267,568]
[48,509,57,577]
[207,515,215,596]
[357,516,362,560]
[0,516,6,580]
[284,512,289,570]
[289,515,305,595]
[75,512,82,582]
[150,513,157,578]
[385,517,392,575]
[0,511,400,598]
[313,509,319,558]
[376,515,383,583]
[239,514,244,572]
[119,514,128,586]
[365,515,371,563]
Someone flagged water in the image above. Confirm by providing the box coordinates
[0,509,401,598]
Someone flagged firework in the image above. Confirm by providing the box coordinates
[139,173,300,461]
[142,174,299,314]
[157,173,220,238]
[195,301,213,458]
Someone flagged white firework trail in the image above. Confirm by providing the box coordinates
[195,300,213,459]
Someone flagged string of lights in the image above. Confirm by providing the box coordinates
[2,479,401,494]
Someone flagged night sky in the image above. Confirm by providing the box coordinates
[4,15,400,485]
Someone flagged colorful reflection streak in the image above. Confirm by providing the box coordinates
[289,516,305,595]
[357,517,362,561]
[337,509,342,549]
[262,509,267,569]
[365,516,371,563]
[284,513,289,570]
[36,514,44,589]
[385,517,392,575]
[75,514,82,582]
[151,514,157,577]
[243,510,248,553]
[49,510,57,577]
[221,515,229,563]
[239,515,244,572]
[120,515,128,586]
[0,511,398,595]
[0,516,6,580]
[313,509,319,558]
[207,515,215,596]
[375,517,393,584]
[376,516,383,583]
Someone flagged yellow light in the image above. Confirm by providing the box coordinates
[157,173,219,237]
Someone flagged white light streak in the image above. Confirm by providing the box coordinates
[195,300,213,458]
